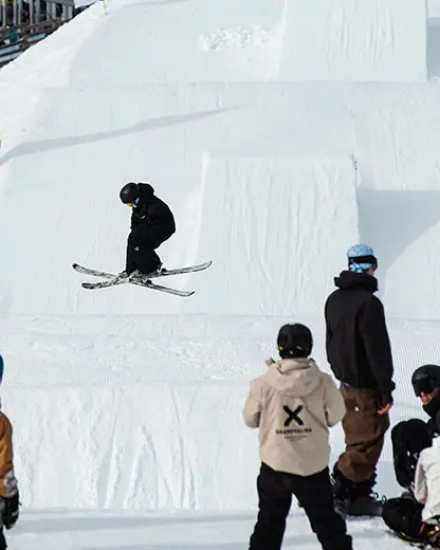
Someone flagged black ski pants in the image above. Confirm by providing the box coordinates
[125,243,161,276]
[249,463,353,550]
[391,419,432,489]
[382,496,429,543]
[0,528,6,549]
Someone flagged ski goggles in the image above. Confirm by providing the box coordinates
[413,377,440,396]
[126,197,140,208]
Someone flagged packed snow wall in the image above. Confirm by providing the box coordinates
[2,84,440,318]
[3,311,438,511]
[68,0,428,85]
[193,154,358,316]
[8,382,408,511]
[280,0,428,82]
[70,0,286,85]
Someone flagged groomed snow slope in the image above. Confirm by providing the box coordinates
[1,2,440,548]
[280,0,427,82]
[6,509,391,550]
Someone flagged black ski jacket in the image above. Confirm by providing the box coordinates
[325,271,395,403]
[128,184,176,248]
[423,393,440,437]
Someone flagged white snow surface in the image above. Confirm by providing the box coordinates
[1,0,440,548]
[6,509,399,550]
[280,0,427,82]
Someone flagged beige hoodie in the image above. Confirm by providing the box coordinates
[243,357,346,477]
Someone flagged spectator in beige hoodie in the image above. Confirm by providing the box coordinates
[243,323,353,550]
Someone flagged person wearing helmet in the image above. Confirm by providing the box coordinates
[243,324,353,550]
[325,244,395,517]
[119,182,176,276]
[382,365,440,546]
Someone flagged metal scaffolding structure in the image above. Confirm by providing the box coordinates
[0,0,76,27]
[0,0,88,67]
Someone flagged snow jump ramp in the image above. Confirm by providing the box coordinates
[193,155,359,316]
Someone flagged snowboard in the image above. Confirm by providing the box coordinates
[298,496,383,519]
[345,497,384,517]
[386,529,433,548]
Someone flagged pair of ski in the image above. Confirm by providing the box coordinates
[72,261,212,297]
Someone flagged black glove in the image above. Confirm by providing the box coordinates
[3,491,19,530]
[376,392,393,410]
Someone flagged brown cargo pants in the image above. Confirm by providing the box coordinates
[336,385,390,483]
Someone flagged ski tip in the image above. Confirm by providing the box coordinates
[81,283,94,290]
[72,263,79,269]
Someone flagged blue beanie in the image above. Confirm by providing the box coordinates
[347,244,378,273]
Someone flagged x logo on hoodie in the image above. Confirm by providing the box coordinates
[283,405,304,427]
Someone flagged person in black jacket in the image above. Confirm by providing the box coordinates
[325,244,395,517]
[382,365,440,546]
[119,182,176,276]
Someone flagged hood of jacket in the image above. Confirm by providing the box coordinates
[334,270,378,293]
[138,183,155,200]
[265,358,322,397]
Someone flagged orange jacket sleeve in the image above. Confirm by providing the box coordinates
[0,412,17,498]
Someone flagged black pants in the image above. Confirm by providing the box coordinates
[391,419,432,489]
[125,243,162,276]
[382,496,428,542]
[249,463,352,550]
[0,528,6,549]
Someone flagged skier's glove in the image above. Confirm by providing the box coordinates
[3,491,19,530]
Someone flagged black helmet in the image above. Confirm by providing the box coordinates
[120,182,140,205]
[277,323,313,358]
[411,364,440,396]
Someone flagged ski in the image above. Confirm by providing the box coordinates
[130,278,194,297]
[73,264,119,279]
[81,274,193,296]
[74,261,210,295]
[73,261,212,280]
[148,261,212,278]
[82,277,128,290]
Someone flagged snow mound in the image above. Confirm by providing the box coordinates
[199,25,271,51]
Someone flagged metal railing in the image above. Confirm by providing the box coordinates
[0,0,82,27]
[0,0,86,67]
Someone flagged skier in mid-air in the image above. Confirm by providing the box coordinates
[119,182,176,277]
[74,183,209,294]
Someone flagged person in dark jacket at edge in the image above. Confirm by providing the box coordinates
[325,244,395,517]
[382,365,440,547]
[119,182,176,277]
